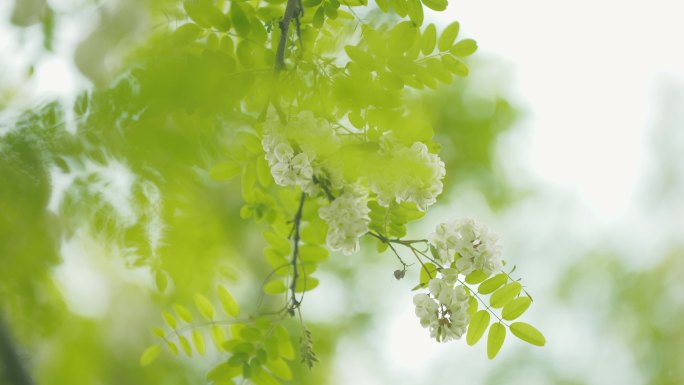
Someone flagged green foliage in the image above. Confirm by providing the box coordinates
[0,0,533,382]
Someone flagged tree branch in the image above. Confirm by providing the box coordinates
[275,0,301,72]
[289,192,306,309]
[0,316,33,385]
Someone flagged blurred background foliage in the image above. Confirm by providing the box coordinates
[1,0,683,385]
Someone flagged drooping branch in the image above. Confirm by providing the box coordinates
[275,0,302,72]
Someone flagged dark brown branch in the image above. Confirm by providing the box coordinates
[0,316,34,385]
[289,192,306,309]
[275,0,301,72]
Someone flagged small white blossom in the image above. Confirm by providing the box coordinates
[262,133,318,195]
[371,135,445,211]
[318,185,370,255]
[429,219,503,275]
[414,278,470,342]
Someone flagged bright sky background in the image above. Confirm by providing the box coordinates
[438,0,684,223]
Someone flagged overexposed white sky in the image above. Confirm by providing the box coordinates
[439,0,684,222]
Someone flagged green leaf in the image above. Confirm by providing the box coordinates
[441,55,469,76]
[490,282,522,308]
[299,244,329,262]
[294,277,319,293]
[478,273,507,294]
[256,157,272,187]
[419,262,437,287]
[263,231,291,256]
[230,3,251,37]
[502,296,532,321]
[389,0,407,17]
[207,362,241,382]
[465,269,489,284]
[450,38,478,57]
[163,311,177,329]
[219,285,240,317]
[166,341,179,356]
[173,303,194,323]
[302,0,323,7]
[174,23,204,46]
[179,335,193,357]
[375,0,390,12]
[265,358,292,380]
[406,0,424,26]
[438,21,459,51]
[151,327,165,338]
[389,21,417,53]
[240,326,262,342]
[466,310,490,346]
[345,45,375,70]
[210,161,241,180]
[211,325,225,350]
[194,293,215,320]
[155,270,168,292]
[420,0,447,12]
[487,322,506,359]
[421,24,436,55]
[140,344,161,366]
[467,296,478,317]
[264,280,288,294]
[510,322,546,346]
[312,6,325,28]
[192,329,206,356]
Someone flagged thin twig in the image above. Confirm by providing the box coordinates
[289,192,306,309]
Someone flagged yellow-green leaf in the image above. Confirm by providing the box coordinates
[163,311,177,329]
[194,293,215,320]
[155,270,168,292]
[510,322,546,346]
[442,55,469,76]
[211,325,225,350]
[421,24,436,55]
[490,282,522,308]
[140,344,161,366]
[450,38,478,57]
[173,304,194,323]
[502,296,532,320]
[192,329,206,356]
[487,322,506,359]
[478,273,507,294]
[166,341,179,356]
[151,327,165,338]
[465,269,489,284]
[466,310,490,346]
[438,21,459,51]
[420,0,447,11]
[219,285,240,317]
[179,335,193,356]
[264,280,287,294]
[406,0,423,26]
[265,358,292,380]
[230,3,250,37]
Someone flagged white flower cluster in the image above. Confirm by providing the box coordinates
[318,185,370,255]
[413,276,470,342]
[262,133,318,195]
[430,218,503,275]
[371,134,445,211]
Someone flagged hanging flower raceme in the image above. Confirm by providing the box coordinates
[429,218,503,275]
[318,185,370,255]
[413,275,470,342]
[371,133,446,211]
